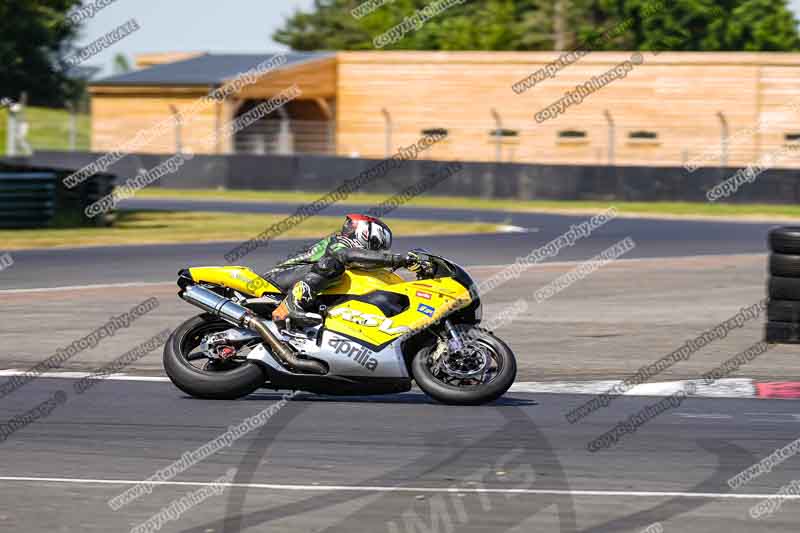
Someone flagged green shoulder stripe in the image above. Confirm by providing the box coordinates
[309,237,333,260]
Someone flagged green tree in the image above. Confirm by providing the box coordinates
[273,0,800,51]
[112,52,132,75]
[0,0,83,106]
[273,0,374,50]
[599,0,799,51]
[273,0,638,51]
[724,0,800,50]
[274,0,523,50]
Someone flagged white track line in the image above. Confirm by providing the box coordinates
[497,224,529,233]
[0,370,760,398]
[510,378,757,398]
[0,370,169,382]
[0,281,170,294]
[0,475,792,500]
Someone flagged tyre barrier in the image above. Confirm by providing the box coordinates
[766,227,800,344]
[0,161,115,228]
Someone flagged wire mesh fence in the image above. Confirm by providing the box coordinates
[8,104,800,171]
[2,106,90,156]
[233,120,335,155]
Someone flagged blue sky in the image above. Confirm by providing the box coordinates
[77,0,316,77]
[78,0,800,78]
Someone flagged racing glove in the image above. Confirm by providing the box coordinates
[405,251,432,275]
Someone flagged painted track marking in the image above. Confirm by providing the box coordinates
[0,475,795,500]
[0,371,763,398]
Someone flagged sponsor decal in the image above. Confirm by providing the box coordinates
[328,307,410,335]
[416,290,432,300]
[328,336,378,371]
[417,303,435,317]
[228,270,254,283]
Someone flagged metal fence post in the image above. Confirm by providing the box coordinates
[604,109,615,165]
[276,107,293,155]
[717,111,729,167]
[6,106,16,156]
[17,92,31,155]
[381,108,392,158]
[67,102,77,151]
[169,105,183,154]
[604,109,624,199]
[491,108,503,163]
[327,122,336,155]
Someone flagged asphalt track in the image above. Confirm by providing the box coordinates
[2,198,774,290]
[0,200,795,532]
[3,376,800,532]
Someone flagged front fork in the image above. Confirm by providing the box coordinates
[444,320,465,352]
[428,320,463,375]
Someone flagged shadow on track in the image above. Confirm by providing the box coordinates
[180,402,576,533]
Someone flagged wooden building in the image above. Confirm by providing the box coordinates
[89,51,800,168]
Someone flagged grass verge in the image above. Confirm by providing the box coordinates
[138,188,800,220]
[0,211,501,250]
[0,106,90,155]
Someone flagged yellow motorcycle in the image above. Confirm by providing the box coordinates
[164,251,516,405]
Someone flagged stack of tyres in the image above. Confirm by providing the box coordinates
[766,227,800,343]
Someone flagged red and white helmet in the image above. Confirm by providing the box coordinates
[342,214,393,251]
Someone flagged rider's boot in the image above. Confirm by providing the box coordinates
[272,281,323,328]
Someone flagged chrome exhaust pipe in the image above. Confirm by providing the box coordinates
[180,285,326,375]
[181,285,251,326]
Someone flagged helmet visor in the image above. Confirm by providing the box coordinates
[369,224,392,250]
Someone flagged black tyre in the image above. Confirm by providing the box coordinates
[412,326,516,405]
[164,314,268,400]
[769,227,800,254]
[769,254,800,277]
[769,277,800,300]
[765,321,800,344]
[767,300,800,322]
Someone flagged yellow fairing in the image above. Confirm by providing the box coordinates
[324,275,472,348]
[321,269,405,295]
[187,266,472,348]
[187,266,281,296]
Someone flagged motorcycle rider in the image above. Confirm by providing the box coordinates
[267,214,426,327]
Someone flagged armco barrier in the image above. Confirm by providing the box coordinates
[6,150,800,204]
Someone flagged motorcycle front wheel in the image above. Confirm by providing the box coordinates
[164,314,268,400]
[411,326,517,405]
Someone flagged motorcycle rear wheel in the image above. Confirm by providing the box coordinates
[412,326,516,405]
[164,314,268,400]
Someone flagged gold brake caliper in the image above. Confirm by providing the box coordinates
[428,338,449,374]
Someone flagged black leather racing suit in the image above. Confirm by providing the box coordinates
[263,233,408,322]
